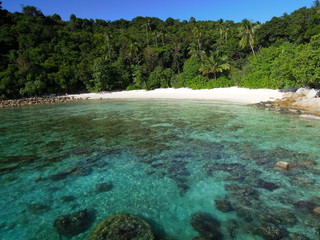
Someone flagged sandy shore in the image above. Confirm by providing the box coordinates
[68,87,284,104]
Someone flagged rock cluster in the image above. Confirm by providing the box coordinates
[0,96,75,108]
[256,87,320,117]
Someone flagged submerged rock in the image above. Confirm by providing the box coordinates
[27,203,50,215]
[90,213,154,240]
[225,184,259,199]
[293,200,317,212]
[256,208,297,227]
[214,200,233,213]
[53,209,92,237]
[50,167,78,181]
[289,175,316,188]
[94,182,113,193]
[224,219,239,239]
[177,182,190,194]
[190,212,222,240]
[254,179,280,191]
[256,224,287,240]
[50,165,93,181]
[205,163,245,176]
[74,166,93,176]
[288,232,311,240]
[60,195,76,202]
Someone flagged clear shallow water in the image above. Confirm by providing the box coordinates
[0,99,320,240]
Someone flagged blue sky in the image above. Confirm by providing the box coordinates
[3,0,313,23]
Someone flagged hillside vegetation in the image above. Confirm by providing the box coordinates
[0,2,319,99]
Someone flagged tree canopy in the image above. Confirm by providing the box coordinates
[0,4,319,99]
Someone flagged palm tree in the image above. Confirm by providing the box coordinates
[103,33,112,62]
[218,19,230,42]
[239,19,259,56]
[192,27,202,52]
[156,32,165,47]
[128,42,139,64]
[188,42,205,58]
[142,21,150,46]
[199,52,231,80]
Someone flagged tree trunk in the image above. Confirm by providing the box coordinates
[250,42,256,57]
[161,34,165,47]
[154,32,158,48]
[146,25,149,46]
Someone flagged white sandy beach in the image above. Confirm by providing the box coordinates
[69,87,284,104]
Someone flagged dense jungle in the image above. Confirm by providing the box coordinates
[0,1,319,99]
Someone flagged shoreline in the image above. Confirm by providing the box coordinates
[68,87,283,104]
[1,87,320,119]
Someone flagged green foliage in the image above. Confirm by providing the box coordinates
[173,56,202,87]
[147,66,173,90]
[90,57,115,91]
[132,65,148,89]
[186,75,234,89]
[240,38,320,88]
[20,80,45,96]
[0,4,319,99]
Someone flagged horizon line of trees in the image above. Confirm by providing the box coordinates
[0,1,319,99]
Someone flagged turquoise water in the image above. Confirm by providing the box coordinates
[0,99,320,240]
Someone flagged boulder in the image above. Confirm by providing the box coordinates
[296,88,309,96]
[306,89,319,99]
[90,213,154,240]
[313,207,320,215]
[275,161,290,170]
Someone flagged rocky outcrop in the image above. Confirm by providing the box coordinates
[256,88,320,117]
[0,96,76,108]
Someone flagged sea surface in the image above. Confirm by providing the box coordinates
[0,99,319,240]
